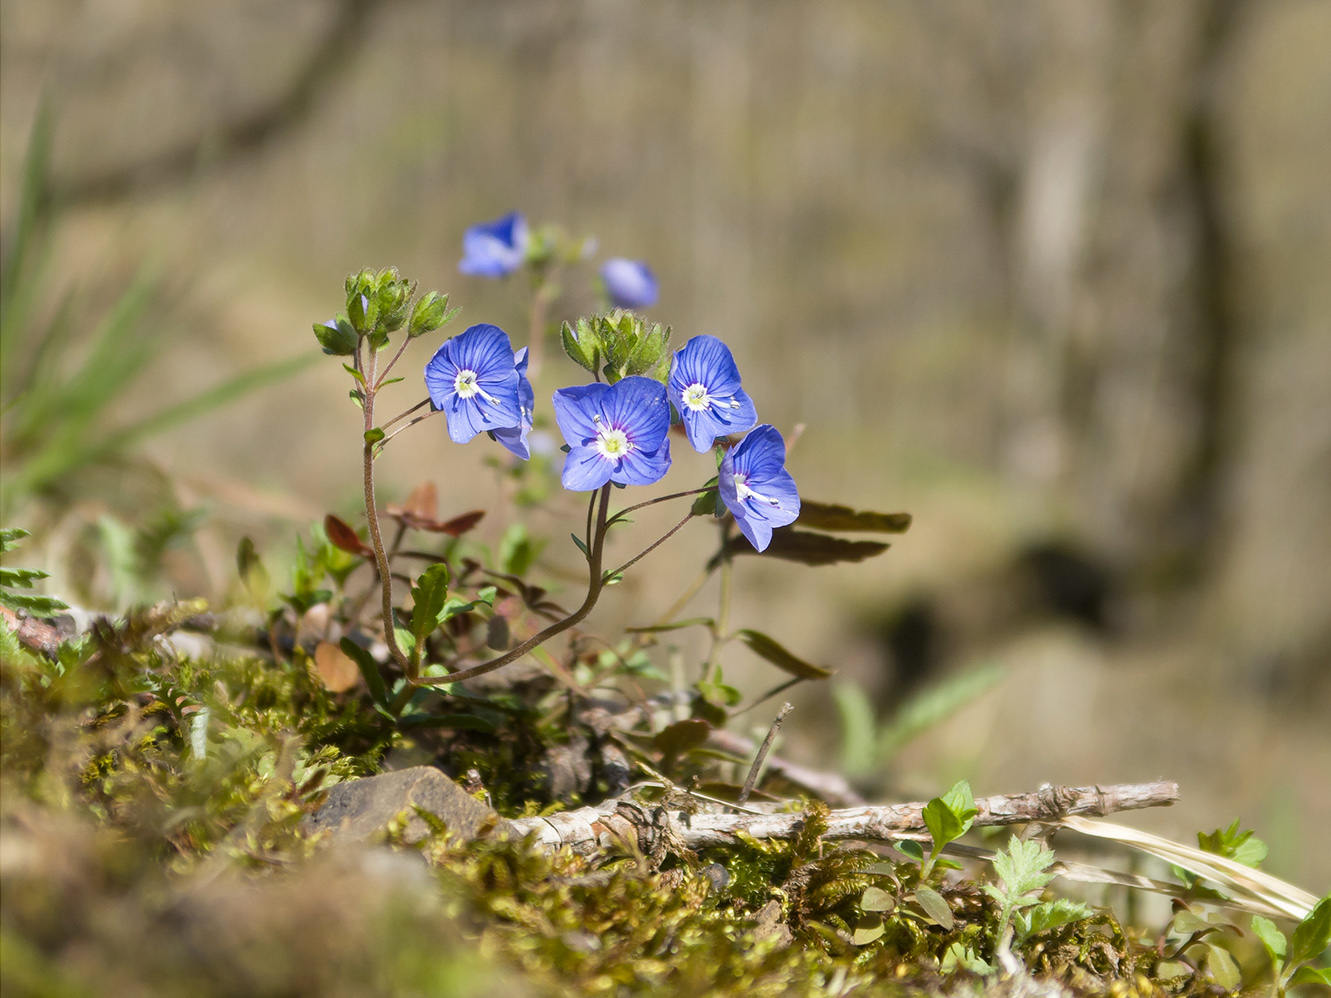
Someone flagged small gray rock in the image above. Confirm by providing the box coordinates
[307,766,511,844]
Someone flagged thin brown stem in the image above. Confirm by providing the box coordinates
[606,487,711,527]
[738,702,792,805]
[605,513,694,580]
[414,485,613,687]
[374,332,415,389]
[382,397,431,429]
[361,346,410,675]
[379,407,444,447]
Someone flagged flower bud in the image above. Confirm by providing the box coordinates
[409,291,451,338]
[314,315,358,356]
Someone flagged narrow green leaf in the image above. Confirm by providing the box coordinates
[570,533,590,558]
[0,591,68,616]
[796,501,912,533]
[339,637,388,707]
[720,528,889,567]
[626,616,715,634]
[0,566,48,588]
[0,527,31,552]
[735,629,833,680]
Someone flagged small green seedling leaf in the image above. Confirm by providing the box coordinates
[861,886,894,912]
[895,840,925,863]
[1205,943,1241,991]
[1250,915,1286,965]
[850,918,885,946]
[1019,898,1093,938]
[1290,966,1331,988]
[913,886,954,929]
[409,564,451,661]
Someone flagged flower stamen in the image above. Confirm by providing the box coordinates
[682,383,712,412]
[735,474,781,507]
[594,426,633,461]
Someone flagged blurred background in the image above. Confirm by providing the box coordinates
[2,1,1327,886]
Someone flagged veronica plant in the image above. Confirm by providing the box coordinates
[312,214,909,726]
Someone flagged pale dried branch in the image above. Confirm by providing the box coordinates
[509,780,1179,857]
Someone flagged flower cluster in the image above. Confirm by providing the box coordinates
[426,214,800,551]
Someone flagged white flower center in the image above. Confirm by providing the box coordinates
[453,369,499,405]
[683,383,711,412]
[595,426,633,461]
[734,473,780,507]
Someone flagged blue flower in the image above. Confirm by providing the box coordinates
[490,346,534,460]
[601,258,658,310]
[459,212,529,278]
[667,335,758,452]
[424,324,524,444]
[719,425,800,552]
[552,376,672,490]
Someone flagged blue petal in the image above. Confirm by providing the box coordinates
[603,376,670,450]
[601,258,658,309]
[491,348,534,460]
[423,343,458,409]
[561,446,614,491]
[459,213,528,277]
[719,425,800,552]
[424,325,523,443]
[614,438,672,487]
[552,383,610,449]
[670,335,744,396]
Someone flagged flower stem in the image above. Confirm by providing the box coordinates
[360,344,411,676]
[382,397,431,429]
[374,332,414,389]
[413,484,613,687]
[377,407,443,448]
[605,487,712,528]
[605,512,694,580]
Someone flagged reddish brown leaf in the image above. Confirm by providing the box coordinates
[386,481,439,523]
[433,510,485,536]
[323,514,372,557]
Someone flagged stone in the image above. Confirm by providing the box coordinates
[307,766,510,845]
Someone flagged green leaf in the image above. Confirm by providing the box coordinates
[991,836,1058,900]
[339,637,387,708]
[314,317,358,355]
[0,528,31,552]
[1289,966,1331,988]
[1289,896,1331,969]
[1251,915,1287,963]
[0,566,48,588]
[941,942,993,976]
[439,587,496,623]
[876,665,1006,762]
[735,629,833,680]
[626,616,715,634]
[561,318,600,373]
[796,501,912,533]
[1205,943,1241,991]
[364,427,385,444]
[720,528,889,567]
[1019,898,1093,937]
[1199,819,1269,868]
[653,718,711,758]
[913,886,954,928]
[860,886,894,912]
[408,291,449,337]
[570,533,590,558]
[0,590,68,616]
[895,840,925,863]
[409,564,451,655]
[942,780,978,828]
[849,918,885,946]
[691,488,721,518]
[1155,960,1192,980]
[923,799,966,855]
[1172,909,1213,936]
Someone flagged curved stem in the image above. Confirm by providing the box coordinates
[605,512,694,580]
[414,485,612,687]
[361,346,411,675]
[606,487,712,527]
[374,332,414,389]
[378,407,443,447]
[382,397,430,429]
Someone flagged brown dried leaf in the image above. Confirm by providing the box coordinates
[721,528,889,566]
[314,641,361,693]
[797,501,912,534]
[323,514,372,557]
[434,510,485,536]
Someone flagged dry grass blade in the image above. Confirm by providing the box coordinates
[1060,816,1318,920]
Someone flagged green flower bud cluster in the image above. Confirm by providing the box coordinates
[560,309,671,385]
[314,267,458,356]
